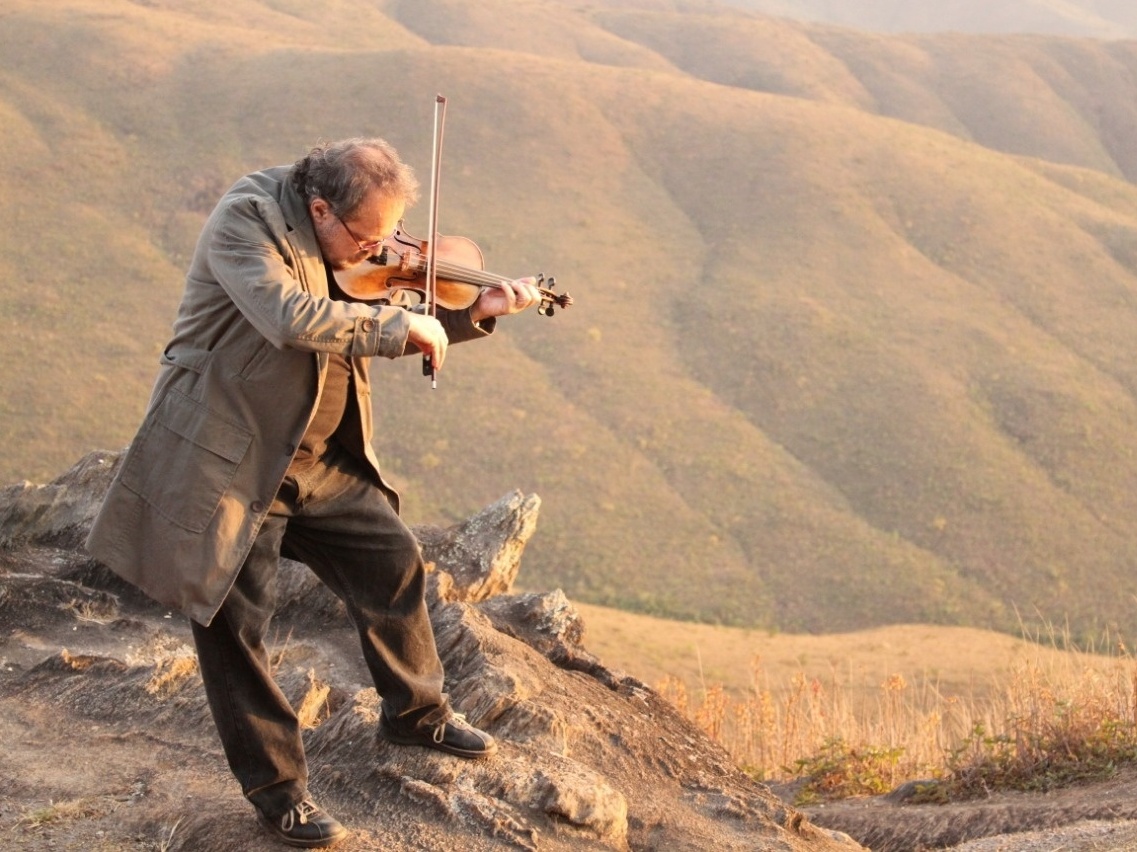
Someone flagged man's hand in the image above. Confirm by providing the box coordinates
[470,277,543,324]
[405,312,448,372]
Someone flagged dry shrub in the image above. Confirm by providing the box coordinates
[658,640,1137,805]
[296,669,332,729]
[145,654,199,697]
[942,655,1137,798]
[19,795,119,828]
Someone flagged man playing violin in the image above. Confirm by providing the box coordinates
[86,137,545,848]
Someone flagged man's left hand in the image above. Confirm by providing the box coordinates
[469,277,543,323]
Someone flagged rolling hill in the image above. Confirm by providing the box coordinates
[721,0,1137,39]
[4,0,1137,641]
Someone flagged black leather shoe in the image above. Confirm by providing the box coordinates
[255,798,347,848]
[380,712,498,759]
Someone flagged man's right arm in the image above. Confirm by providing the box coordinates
[204,196,411,359]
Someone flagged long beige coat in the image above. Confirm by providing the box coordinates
[86,166,492,625]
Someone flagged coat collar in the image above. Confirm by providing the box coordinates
[279,169,328,298]
[280,171,313,236]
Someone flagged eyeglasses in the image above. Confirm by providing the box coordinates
[334,212,386,253]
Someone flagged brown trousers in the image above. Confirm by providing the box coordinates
[190,443,448,814]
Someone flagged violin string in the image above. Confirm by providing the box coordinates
[398,250,557,295]
[432,260,510,287]
[404,252,513,287]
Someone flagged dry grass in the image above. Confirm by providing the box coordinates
[576,602,1077,703]
[645,617,1137,803]
[296,669,333,730]
[17,795,120,829]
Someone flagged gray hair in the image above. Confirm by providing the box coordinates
[291,137,420,217]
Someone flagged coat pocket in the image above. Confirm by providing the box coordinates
[121,388,254,533]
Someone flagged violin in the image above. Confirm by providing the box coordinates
[360,94,571,388]
[334,223,573,317]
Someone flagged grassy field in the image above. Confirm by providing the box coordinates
[577,602,1084,703]
[580,602,1137,798]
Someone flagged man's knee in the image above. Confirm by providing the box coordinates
[348,526,426,607]
[386,528,427,586]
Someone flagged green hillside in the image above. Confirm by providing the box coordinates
[4,0,1137,641]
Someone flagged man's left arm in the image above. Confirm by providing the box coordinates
[432,275,544,344]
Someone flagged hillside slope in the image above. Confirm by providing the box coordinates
[4,0,1137,639]
[719,0,1137,39]
[591,8,1137,181]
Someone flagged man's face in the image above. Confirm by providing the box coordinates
[311,191,406,271]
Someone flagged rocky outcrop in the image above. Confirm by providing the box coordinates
[0,451,863,851]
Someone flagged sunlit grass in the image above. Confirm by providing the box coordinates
[659,625,1137,804]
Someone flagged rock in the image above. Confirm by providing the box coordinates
[479,588,630,689]
[415,489,540,603]
[0,450,123,549]
[0,453,864,851]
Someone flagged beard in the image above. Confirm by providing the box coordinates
[325,246,374,272]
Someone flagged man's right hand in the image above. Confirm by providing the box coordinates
[405,312,448,372]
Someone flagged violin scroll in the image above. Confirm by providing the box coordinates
[535,274,573,317]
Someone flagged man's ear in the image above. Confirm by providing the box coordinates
[309,197,330,221]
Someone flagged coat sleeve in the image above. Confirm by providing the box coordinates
[202,194,412,359]
[436,306,497,346]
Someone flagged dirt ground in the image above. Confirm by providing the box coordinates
[0,619,271,851]
[7,586,1137,852]
[0,543,853,852]
[781,764,1137,851]
[2,457,866,852]
[0,546,523,852]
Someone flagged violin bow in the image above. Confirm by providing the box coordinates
[423,94,447,388]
